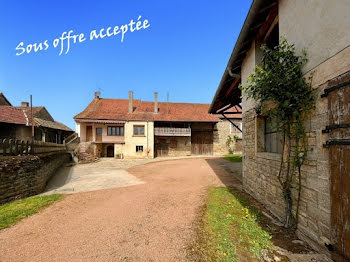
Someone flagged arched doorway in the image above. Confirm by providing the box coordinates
[106,145,114,157]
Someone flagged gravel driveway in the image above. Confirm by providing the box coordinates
[0,158,239,262]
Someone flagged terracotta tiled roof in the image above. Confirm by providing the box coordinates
[34,118,72,132]
[17,106,54,122]
[75,98,241,122]
[0,106,27,125]
[18,106,42,116]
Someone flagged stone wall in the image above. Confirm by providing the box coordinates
[155,136,191,157]
[242,44,350,253]
[213,119,242,155]
[0,152,70,205]
[243,104,330,253]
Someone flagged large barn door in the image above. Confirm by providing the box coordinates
[322,72,350,262]
[155,139,169,157]
[191,131,213,155]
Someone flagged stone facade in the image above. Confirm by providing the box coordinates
[243,84,330,253]
[154,136,191,157]
[0,153,70,204]
[237,1,350,253]
[242,36,350,255]
[78,119,241,159]
[213,119,242,155]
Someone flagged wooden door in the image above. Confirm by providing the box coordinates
[106,145,114,157]
[96,128,102,142]
[191,131,213,155]
[155,139,169,157]
[330,145,350,262]
[323,72,350,261]
[86,126,92,141]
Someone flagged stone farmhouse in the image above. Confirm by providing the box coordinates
[209,0,350,260]
[74,91,242,159]
[0,93,73,143]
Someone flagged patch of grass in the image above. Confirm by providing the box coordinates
[0,194,62,230]
[224,154,242,163]
[189,187,273,262]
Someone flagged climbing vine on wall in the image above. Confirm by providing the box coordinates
[226,135,239,154]
[241,39,316,229]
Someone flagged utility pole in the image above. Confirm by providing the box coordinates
[30,95,34,141]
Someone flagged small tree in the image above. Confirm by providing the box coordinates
[241,39,315,229]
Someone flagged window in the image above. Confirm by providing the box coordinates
[108,126,124,136]
[96,128,102,136]
[230,122,242,134]
[136,145,143,152]
[264,117,283,154]
[133,125,145,136]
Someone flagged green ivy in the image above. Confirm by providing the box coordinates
[241,39,316,229]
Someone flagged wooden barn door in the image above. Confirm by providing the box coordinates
[329,145,350,262]
[155,139,169,157]
[191,131,213,155]
[322,72,350,262]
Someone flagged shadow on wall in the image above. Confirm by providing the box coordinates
[44,164,74,193]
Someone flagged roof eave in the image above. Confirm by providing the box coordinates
[209,0,268,114]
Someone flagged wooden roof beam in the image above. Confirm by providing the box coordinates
[256,4,278,42]
[258,2,277,14]
[263,15,279,43]
[225,76,241,97]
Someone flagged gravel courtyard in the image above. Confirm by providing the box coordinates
[0,157,240,261]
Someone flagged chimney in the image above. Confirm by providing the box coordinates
[21,101,29,107]
[128,91,133,113]
[154,92,158,113]
[94,91,101,100]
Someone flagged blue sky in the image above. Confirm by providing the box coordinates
[0,0,252,129]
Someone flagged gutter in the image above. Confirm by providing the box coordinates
[208,0,265,113]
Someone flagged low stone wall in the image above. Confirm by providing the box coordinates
[0,152,70,205]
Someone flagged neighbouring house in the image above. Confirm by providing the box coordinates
[0,93,73,143]
[209,0,350,260]
[74,91,242,159]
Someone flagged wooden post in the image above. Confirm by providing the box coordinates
[30,95,35,154]
[25,141,30,155]
[30,95,34,139]
[9,139,13,156]
[30,140,34,154]
[3,139,8,156]
[20,140,25,155]
[0,139,3,156]
[14,140,18,155]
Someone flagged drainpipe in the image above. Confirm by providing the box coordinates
[146,120,149,158]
